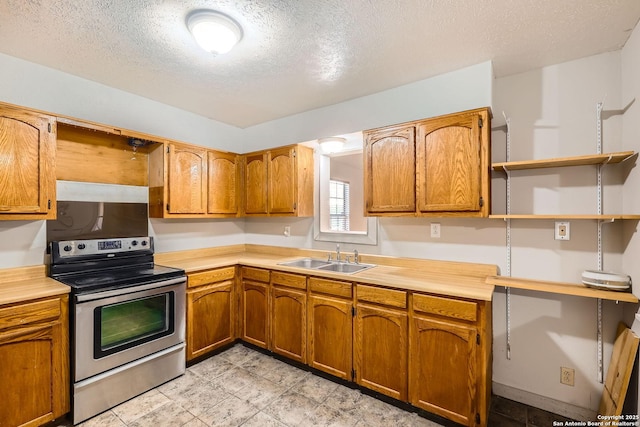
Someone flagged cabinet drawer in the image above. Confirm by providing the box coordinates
[309,277,352,298]
[271,271,307,290]
[188,266,235,288]
[413,293,477,322]
[356,284,406,309]
[0,298,61,330]
[241,267,270,283]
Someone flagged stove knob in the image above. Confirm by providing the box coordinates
[141,240,148,247]
[63,245,72,252]
[77,243,86,250]
[131,240,138,246]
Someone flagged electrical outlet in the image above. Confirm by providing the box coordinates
[560,367,575,386]
[283,226,291,237]
[430,223,441,238]
[554,221,570,240]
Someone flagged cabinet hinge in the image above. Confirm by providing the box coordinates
[166,203,170,211]
[293,202,297,210]
[48,199,51,209]
[167,145,170,153]
[351,369,356,381]
[476,334,480,345]
[351,306,356,317]
[476,413,481,424]
[479,197,484,208]
[293,150,296,158]
[48,123,52,133]
[478,117,483,128]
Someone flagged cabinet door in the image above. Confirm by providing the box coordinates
[354,303,408,401]
[187,280,235,361]
[244,152,269,214]
[241,280,269,349]
[0,107,56,218]
[268,146,297,214]
[271,286,306,363]
[208,151,239,215]
[364,125,416,214]
[308,294,352,380]
[416,112,481,212]
[168,143,207,214]
[0,321,67,427]
[410,315,477,426]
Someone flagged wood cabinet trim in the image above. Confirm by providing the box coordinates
[188,267,235,288]
[241,267,270,283]
[309,277,352,298]
[0,298,60,330]
[412,293,477,322]
[271,271,307,290]
[356,284,407,308]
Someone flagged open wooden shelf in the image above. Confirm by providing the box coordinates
[487,276,639,303]
[492,151,636,172]
[489,214,640,220]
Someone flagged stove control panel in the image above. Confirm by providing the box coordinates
[53,237,153,259]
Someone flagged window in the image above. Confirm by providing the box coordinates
[329,180,349,231]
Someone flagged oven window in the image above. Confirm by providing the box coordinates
[95,292,175,358]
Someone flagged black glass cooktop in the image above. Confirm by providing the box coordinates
[53,263,185,295]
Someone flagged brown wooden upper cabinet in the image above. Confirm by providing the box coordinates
[364,125,416,214]
[364,107,491,217]
[0,105,56,220]
[241,144,314,217]
[149,142,240,218]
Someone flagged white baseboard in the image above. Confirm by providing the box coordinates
[493,382,597,421]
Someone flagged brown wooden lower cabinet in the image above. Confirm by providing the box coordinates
[183,266,491,427]
[0,295,69,427]
[409,292,490,427]
[410,315,478,426]
[186,267,236,361]
[270,271,307,363]
[307,277,353,380]
[240,267,271,349]
[354,302,408,401]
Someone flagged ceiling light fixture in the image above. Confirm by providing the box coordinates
[187,10,243,54]
[318,137,347,154]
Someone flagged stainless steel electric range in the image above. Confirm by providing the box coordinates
[50,236,186,424]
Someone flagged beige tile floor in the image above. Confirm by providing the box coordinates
[59,343,444,427]
[55,343,573,427]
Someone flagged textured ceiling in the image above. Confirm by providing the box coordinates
[1,1,639,128]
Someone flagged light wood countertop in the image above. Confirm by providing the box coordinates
[0,265,70,306]
[155,245,497,301]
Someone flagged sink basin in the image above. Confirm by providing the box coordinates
[316,262,375,274]
[278,258,331,269]
[278,257,376,274]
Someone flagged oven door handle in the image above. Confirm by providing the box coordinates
[75,276,186,302]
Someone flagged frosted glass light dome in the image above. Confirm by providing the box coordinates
[187,10,243,54]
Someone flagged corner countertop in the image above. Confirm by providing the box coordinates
[0,244,498,307]
[155,245,497,301]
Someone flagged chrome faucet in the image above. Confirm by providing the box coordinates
[336,244,341,262]
[354,249,359,264]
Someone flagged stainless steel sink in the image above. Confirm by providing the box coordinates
[278,258,331,269]
[316,262,375,274]
[277,257,375,274]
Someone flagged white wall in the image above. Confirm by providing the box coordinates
[241,61,494,151]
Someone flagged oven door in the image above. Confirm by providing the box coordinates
[74,277,186,382]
